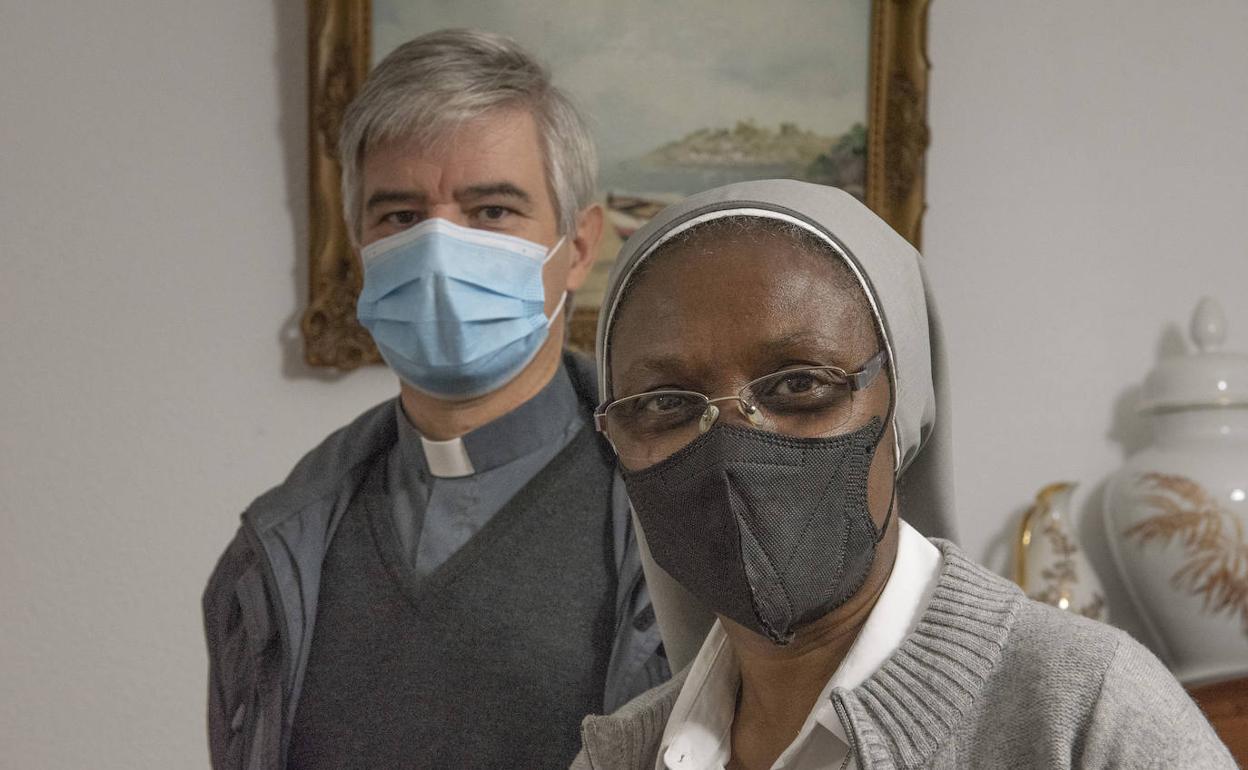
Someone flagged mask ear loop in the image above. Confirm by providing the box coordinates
[540,234,569,265]
[873,357,899,546]
[541,234,571,328]
[546,291,569,327]
[875,474,898,545]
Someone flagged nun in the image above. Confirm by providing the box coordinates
[572,181,1232,769]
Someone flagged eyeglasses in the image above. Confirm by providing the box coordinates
[596,349,887,468]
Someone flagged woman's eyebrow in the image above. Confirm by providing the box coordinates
[617,354,696,389]
[751,330,855,363]
[615,332,860,387]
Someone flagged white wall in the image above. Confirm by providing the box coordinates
[0,1,1245,767]
[925,0,1248,642]
[0,3,395,768]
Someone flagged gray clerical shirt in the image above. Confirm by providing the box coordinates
[387,364,583,577]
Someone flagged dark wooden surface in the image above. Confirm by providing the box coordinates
[1189,676,1248,764]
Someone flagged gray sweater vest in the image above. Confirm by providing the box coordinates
[289,424,617,769]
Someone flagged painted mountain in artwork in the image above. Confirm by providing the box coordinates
[641,120,866,197]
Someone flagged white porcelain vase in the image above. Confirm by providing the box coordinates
[1104,298,1248,685]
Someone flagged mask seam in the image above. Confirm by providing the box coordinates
[778,447,859,578]
[734,507,797,643]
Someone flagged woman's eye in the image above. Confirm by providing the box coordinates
[754,370,848,409]
[769,370,838,396]
[773,373,818,395]
[641,393,691,413]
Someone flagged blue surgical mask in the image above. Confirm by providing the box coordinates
[356,218,567,399]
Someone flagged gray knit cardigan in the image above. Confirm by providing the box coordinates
[571,540,1235,769]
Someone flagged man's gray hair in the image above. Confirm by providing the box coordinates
[338,28,597,242]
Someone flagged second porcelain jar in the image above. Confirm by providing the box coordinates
[1104,298,1248,685]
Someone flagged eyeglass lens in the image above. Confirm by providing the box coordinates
[603,366,856,468]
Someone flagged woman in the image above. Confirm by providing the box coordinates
[573,180,1231,769]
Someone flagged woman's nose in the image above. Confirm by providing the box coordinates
[709,399,763,430]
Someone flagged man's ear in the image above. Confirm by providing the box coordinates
[564,202,604,292]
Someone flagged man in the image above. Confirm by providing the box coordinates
[203,29,667,770]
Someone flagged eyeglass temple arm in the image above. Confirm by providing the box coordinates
[847,349,887,391]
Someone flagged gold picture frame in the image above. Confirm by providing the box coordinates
[302,0,931,369]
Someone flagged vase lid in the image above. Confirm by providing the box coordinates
[1140,297,1248,412]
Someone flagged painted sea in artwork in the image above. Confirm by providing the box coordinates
[373,0,871,306]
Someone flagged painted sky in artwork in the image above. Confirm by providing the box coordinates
[372,1,870,169]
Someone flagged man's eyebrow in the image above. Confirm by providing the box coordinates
[365,189,426,211]
[455,182,532,204]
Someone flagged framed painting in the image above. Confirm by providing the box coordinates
[304,0,931,368]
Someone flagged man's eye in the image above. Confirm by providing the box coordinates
[477,206,514,223]
[381,210,418,227]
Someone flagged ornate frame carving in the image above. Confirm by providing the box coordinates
[303,0,931,368]
[867,0,932,249]
[303,1,376,368]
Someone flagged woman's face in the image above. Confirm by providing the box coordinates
[608,227,897,530]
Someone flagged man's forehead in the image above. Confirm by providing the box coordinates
[360,109,547,196]
[364,107,539,166]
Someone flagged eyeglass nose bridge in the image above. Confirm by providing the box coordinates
[699,394,764,433]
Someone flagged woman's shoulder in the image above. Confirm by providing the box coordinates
[920,541,1232,766]
[1010,592,1133,666]
[931,538,1145,679]
[572,668,689,770]
[1002,597,1234,765]
[923,538,1180,713]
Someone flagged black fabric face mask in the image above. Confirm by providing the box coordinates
[622,417,886,645]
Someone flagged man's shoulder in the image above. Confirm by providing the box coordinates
[244,397,398,532]
[204,398,398,596]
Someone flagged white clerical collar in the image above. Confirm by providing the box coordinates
[658,520,943,770]
[418,435,475,478]
[395,363,580,479]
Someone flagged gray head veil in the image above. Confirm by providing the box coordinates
[595,180,958,670]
